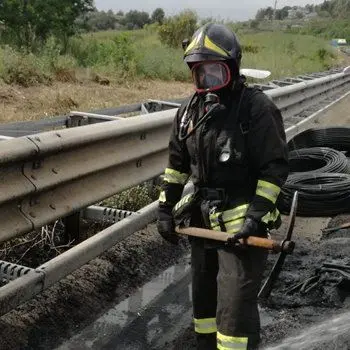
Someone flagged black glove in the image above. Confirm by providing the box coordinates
[226,217,259,247]
[157,219,180,245]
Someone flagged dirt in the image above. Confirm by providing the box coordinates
[0,223,190,350]
[0,79,193,124]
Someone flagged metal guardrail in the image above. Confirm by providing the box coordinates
[0,68,349,316]
[0,67,346,138]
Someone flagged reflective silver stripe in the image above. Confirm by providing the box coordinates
[210,204,248,227]
[158,191,166,203]
[194,317,217,334]
[174,193,193,212]
[212,218,244,234]
[217,331,248,350]
[256,180,280,204]
[224,219,244,234]
[163,168,189,184]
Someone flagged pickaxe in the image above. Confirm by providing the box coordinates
[175,190,299,298]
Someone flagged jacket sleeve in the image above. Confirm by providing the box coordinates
[158,103,191,221]
[245,92,289,222]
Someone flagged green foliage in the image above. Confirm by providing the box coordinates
[295,19,350,40]
[151,8,165,25]
[101,184,159,212]
[0,0,93,51]
[0,27,344,86]
[255,7,274,21]
[83,9,118,32]
[0,46,51,86]
[66,32,136,75]
[240,32,338,77]
[317,0,350,18]
[135,44,188,81]
[122,10,150,29]
[158,10,198,48]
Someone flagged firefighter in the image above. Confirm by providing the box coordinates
[157,23,289,350]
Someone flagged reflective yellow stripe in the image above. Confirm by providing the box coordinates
[174,193,193,212]
[158,191,166,203]
[224,219,244,234]
[163,168,189,185]
[210,204,249,227]
[194,317,217,334]
[209,202,280,232]
[212,218,244,234]
[204,35,229,57]
[262,208,280,224]
[185,30,204,54]
[256,180,281,204]
[217,331,248,350]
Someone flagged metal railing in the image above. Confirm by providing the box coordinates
[0,68,349,316]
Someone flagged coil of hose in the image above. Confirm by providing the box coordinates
[288,127,350,155]
[279,173,350,216]
[289,147,350,174]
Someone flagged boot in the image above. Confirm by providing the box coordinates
[196,333,217,350]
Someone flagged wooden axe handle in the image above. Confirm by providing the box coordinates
[176,226,294,253]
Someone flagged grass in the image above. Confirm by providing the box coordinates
[0,29,345,87]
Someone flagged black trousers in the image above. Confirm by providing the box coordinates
[191,238,268,350]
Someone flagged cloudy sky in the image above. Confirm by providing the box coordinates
[94,0,324,21]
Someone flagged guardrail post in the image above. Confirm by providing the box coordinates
[63,212,81,244]
[64,118,85,243]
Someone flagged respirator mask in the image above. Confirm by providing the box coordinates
[191,61,231,93]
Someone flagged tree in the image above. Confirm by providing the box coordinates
[85,9,117,31]
[255,8,266,20]
[275,8,289,20]
[0,0,93,50]
[305,4,314,13]
[151,8,165,24]
[122,10,150,29]
[255,6,274,20]
[295,11,304,19]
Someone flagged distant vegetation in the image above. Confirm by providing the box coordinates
[0,1,347,87]
[253,0,350,40]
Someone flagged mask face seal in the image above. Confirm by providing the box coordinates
[191,61,231,93]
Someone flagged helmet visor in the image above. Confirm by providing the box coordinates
[191,61,231,93]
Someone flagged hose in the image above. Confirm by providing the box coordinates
[279,173,350,216]
[289,147,350,174]
[288,127,350,156]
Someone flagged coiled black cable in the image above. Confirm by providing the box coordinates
[288,127,350,156]
[279,173,350,216]
[289,147,350,174]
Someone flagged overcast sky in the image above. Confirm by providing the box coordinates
[94,0,325,21]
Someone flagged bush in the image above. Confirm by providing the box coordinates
[101,184,159,212]
[66,32,136,76]
[158,10,198,48]
[0,46,51,86]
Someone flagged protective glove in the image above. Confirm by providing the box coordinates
[226,217,259,247]
[156,219,180,245]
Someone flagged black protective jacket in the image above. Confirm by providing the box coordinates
[158,81,289,230]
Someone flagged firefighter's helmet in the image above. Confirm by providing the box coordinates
[183,23,242,69]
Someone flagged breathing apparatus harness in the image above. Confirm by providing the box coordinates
[178,83,248,166]
[178,92,223,142]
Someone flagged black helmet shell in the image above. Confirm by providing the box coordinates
[184,23,242,68]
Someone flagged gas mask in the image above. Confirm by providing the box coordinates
[191,61,231,93]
